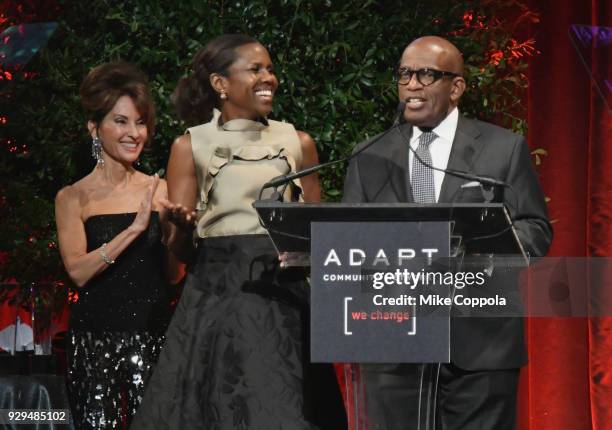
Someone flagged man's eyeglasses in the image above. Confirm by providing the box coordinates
[395,67,460,86]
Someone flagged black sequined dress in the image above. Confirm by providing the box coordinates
[67,212,172,429]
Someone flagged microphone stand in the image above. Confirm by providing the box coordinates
[259,101,408,202]
[395,124,508,204]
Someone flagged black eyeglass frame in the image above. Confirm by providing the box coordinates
[395,67,461,86]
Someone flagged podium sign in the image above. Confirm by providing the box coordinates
[310,221,451,363]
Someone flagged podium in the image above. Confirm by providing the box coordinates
[254,202,525,254]
[254,201,527,361]
[254,201,528,429]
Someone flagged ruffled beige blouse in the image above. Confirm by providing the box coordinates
[188,109,303,238]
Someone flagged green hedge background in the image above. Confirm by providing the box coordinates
[0,0,537,313]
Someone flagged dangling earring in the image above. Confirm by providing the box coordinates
[220,92,227,100]
[91,137,104,166]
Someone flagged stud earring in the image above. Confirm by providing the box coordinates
[220,92,227,100]
[91,137,104,166]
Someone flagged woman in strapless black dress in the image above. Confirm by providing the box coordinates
[55,62,178,429]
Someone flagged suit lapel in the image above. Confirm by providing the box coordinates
[438,116,483,203]
[383,124,413,202]
[359,123,413,203]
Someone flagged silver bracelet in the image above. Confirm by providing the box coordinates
[100,243,115,265]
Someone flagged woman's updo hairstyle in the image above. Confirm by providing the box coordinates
[172,34,259,126]
[80,62,155,144]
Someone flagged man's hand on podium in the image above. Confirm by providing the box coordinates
[279,252,310,268]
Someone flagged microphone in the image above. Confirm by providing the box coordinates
[260,100,407,192]
[396,124,508,189]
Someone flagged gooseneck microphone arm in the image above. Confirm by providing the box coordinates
[396,124,509,188]
[261,156,345,190]
[259,101,408,199]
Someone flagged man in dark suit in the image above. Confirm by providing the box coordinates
[342,36,552,429]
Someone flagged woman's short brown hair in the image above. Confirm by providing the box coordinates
[80,62,155,143]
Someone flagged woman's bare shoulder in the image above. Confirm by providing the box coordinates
[55,172,95,207]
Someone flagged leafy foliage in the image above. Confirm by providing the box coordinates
[0,0,537,319]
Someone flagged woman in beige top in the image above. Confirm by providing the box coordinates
[133,34,345,429]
